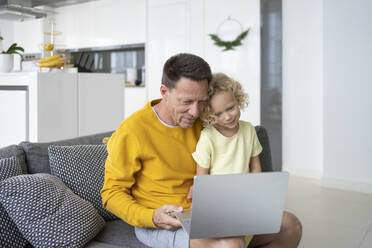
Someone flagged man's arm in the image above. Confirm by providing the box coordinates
[101,128,183,229]
[101,129,155,228]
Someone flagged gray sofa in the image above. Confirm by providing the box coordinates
[0,126,272,248]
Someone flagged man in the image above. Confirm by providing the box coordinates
[101,53,302,248]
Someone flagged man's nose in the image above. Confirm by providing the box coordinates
[189,102,200,117]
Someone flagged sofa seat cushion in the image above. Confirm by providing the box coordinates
[48,144,117,221]
[20,131,114,174]
[0,157,28,248]
[93,220,148,248]
[0,173,105,248]
[85,240,123,248]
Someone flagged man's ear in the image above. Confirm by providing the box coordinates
[160,84,169,100]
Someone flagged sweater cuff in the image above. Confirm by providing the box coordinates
[142,208,156,228]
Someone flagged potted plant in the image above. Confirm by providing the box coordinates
[0,36,24,72]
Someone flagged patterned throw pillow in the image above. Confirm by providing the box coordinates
[48,144,117,221]
[0,157,28,248]
[0,174,105,248]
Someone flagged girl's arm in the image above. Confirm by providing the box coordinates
[196,164,209,175]
[188,164,209,200]
[249,156,262,173]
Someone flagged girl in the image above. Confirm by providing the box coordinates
[188,72,263,246]
[190,72,262,177]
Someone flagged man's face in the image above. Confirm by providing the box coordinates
[163,77,209,128]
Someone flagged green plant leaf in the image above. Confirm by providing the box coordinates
[15,46,24,52]
[4,42,24,55]
[237,29,249,40]
[6,43,17,53]
[208,28,250,52]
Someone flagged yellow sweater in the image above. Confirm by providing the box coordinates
[101,99,202,228]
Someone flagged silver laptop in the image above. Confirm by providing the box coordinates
[173,172,289,239]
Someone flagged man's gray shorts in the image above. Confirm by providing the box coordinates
[135,227,189,248]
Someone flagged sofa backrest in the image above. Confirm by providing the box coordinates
[2,126,273,175]
[255,126,273,172]
[20,131,114,174]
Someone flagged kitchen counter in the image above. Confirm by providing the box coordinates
[0,72,124,147]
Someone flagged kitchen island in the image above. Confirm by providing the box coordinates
[0,72,124,148]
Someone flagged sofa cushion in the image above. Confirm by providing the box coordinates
[48,144,117,221]
[0,173,105,248]
[20,131,114,174]
[85,240,124,248]
[93,220,148,248]
[0,157,22,181]
[0,157,28,248]
[0,144,28,174]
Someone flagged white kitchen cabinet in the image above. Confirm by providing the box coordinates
[78,73,124,136]
[0,88,27,148]
[0,72,124,148]
[124,86,147,118]
[0,72,78,147]
[146,0,190,100]
[35,73,79,142]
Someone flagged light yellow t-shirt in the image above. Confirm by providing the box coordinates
[192,120,262,174]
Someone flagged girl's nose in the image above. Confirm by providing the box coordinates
[222,112,231,121]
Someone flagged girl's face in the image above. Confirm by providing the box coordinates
[210,91,240,131]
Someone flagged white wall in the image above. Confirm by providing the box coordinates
[282,0,324,178]
[322,0,372,190]
[147,0,261,125]
[0,20,15,52]
[283,0,372,193]
[13,19,43,53]
[202,0,261,125]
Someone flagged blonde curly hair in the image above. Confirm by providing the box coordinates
[201,73,249,127]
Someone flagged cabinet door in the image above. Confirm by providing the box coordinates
[147,0,189,100]
[124,87,147,118]
[0,88,27,148]
[37,72,78,142]
[78,73,124,136]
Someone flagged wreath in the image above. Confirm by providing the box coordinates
[209,17,250,51]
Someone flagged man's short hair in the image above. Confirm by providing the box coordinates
[162,53,212,89]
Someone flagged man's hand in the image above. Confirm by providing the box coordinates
[152,205,183,230]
